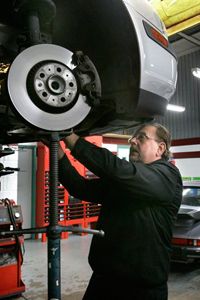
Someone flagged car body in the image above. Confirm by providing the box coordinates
[171,182,200,263]
[0,0,177,144]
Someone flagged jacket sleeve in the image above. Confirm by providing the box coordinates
[71,138,182,206]
[71,138,137,180]
[58,154,105,203]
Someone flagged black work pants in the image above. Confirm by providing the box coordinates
[82,272,168,300]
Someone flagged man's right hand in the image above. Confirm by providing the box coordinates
[41,139,65,160]
[62,133,80,151]
[58,144,65,160]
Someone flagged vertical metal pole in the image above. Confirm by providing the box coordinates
[27,11,41,45]
[48,133,61,300]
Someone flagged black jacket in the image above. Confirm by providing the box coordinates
[58,138,182,287]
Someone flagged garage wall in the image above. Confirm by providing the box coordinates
[0,144,36,239]
[171,143,200,178]
[156,49,200,139]
[17,145,37,237]
[0,146,18,201]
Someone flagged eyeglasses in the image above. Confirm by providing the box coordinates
[128,132,160,144]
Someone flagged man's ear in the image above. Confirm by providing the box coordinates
[157,142,166,157]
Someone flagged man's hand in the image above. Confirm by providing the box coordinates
[62,133,80,151]
[58,144,65,160]
[41,138,65,160]
[40,132,80,160]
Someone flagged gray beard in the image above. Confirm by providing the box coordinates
[129,156,140,163]
[129,150,141,163]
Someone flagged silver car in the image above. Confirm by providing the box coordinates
[0,0,177,144]
[171,183,200,263]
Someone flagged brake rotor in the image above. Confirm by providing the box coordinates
[7,44,91,131]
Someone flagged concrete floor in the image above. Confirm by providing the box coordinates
[18,235,92,300]
[5,234,200,300]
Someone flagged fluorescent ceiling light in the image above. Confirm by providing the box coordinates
[167,104,185,112]
[192,67,200,79]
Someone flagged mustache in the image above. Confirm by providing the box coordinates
[130,146,139,154]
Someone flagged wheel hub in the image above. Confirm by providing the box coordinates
[33,62,78,108]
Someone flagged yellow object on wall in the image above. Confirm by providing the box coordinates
[150,0,200,36]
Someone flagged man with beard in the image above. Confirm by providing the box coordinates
[57,122,182,300]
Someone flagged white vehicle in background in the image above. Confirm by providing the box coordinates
[0,0,177,143]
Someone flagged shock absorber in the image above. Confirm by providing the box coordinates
[13,0,56,47]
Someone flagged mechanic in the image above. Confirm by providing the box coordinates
[57,122,182,300]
